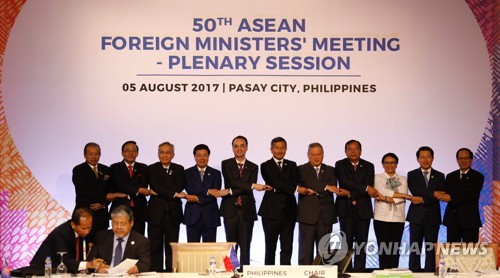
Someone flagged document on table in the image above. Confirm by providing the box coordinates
[97,258,138,276]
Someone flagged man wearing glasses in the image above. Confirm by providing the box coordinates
[436,148,484,243]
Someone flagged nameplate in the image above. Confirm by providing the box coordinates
[244,265,337,278]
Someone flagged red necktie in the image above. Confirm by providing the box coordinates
[128,165,133,178]
[236,163,243,207]
[76,236,81,261]
[128,165,135,207]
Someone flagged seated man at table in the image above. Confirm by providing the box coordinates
[89,205,150,274]
[30,207,103,273]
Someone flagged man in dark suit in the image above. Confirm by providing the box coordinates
[406,146,445,272]
[30,208,103,273]
[437,148,484,243]
[218,135,271,267]
[259,137,298,265]
[90,205,151,274]
[72,142,124,231]
[184,144,222,242]
[110,141,151,235]
[297,142,349,265]
[335,139,378,272]
[147,142,186,272]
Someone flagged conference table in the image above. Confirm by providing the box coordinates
[156,272,500,278]
[27,272,500,278]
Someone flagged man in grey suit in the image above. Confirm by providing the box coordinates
[297,142,349,265]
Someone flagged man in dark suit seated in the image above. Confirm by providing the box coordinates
[109,141,151,235]
[90,205,151,274]
[406,146,445,272]
[297,142,349,265]
[147,141,186,272]
[436,148,484,243]
[183,144,222,242]
[259,137,298,265]
[218,135,271,267]
[30,207,103,273]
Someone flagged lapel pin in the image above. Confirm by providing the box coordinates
[207,172,211,176]
[431,176,434,179]
[359,164,363,168]
[131,241,135,245]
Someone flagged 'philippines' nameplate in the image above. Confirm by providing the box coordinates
[244,265,337,278]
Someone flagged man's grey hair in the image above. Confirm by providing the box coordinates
[110,205,134,222]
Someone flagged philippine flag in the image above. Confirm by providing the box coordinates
[223,245,240,271]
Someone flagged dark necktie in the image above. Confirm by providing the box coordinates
[200,170,205,182]
[423,171,429,187]
[237,163,243,177]
[113,238,124,267]
[75,236,81,261]
[277,161,282,170]
[315,167,320,179]
[460,172,466,180]
[236,163,243,207]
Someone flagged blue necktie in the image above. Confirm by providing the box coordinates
[423,171,429,187]
[113,238,124,267]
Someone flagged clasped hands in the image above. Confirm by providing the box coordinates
[174,183,273,203]
[433,191,450,202]
[366,186,424,204]
[297,185,350,196]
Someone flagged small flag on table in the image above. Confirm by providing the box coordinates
[223,245,240,271]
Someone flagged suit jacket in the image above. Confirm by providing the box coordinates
[30,220,92,273]
[334,158,375,219]
[72,162,110,230]
[406,168,445,225]
[258,158,298,221]
[220,158,258,221]
[443,168,484,229]
[147,162,185,226]
[183,165,222,227]
[88,229,151,273]
[297,163,338,225]
[109,161,148,220]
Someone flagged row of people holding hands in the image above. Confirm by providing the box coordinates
[40,136,482,273]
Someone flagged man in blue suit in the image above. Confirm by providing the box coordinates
[406,146,445,272]
[184,144,222,242]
